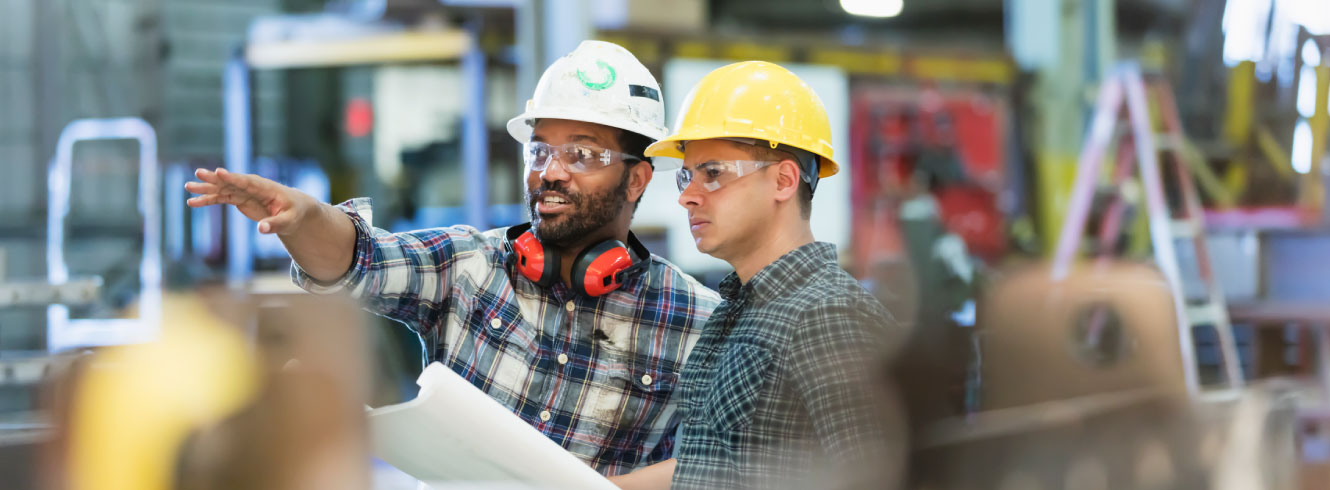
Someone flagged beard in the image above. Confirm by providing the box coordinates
[526,172,630,248]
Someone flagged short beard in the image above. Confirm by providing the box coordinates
[526,171,630,249]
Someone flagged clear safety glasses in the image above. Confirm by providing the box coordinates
[675,160,779,193]
[523,141,639,174]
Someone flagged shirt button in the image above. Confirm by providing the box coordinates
[641,374,653,386]
[539,410,551,422]
[557,353,569,365]
[565,301,575,312]
[489,318,501,329]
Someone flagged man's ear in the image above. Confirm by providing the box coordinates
[772,159,801,204]
[627,161,653,204]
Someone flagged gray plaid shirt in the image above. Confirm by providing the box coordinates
[671,242,906,489]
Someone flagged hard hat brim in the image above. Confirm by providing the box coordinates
[507,107,669,160]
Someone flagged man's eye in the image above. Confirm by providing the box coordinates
[573,147,595,161]
[704,168,724,179]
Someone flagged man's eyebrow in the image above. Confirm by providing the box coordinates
[568,134,603,145]
[680,160,721,172]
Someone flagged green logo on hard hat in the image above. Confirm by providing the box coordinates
[577,60,616,91]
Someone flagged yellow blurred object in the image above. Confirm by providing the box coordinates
[645,60,840,177]
[245,31,471,69]
[1255,125,1295,179]
[66,295,259,490]
[1304,65,1330,210]
[1034,152,1079,255]
[1223,61,1256,147]
[1223,61,1257,202]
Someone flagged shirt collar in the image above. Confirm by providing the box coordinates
[717,242,839,304]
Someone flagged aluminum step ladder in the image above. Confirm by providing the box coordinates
[1051,62,1245,399]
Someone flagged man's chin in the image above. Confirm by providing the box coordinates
[532,221,577,246]
[694,239,718,257]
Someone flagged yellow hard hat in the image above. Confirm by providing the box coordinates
[646,61,838,178]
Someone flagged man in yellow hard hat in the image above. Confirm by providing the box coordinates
[608,61,907,489]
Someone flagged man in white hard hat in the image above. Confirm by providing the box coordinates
[185,40,719,476]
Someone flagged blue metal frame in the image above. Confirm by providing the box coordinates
[222,24,492,283]
[224,50,254,285]
[46,118,162,352]
[462,16,490,229]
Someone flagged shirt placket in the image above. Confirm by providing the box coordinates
[516,293,553,427]
[540,290,587,435]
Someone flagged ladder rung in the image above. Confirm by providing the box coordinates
[1195,388,1243,403]
[1155,133,1181,151]
[1186,303,1228,327]
[1170,219,1201,238]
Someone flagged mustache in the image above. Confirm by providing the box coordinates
[526,182,583,208]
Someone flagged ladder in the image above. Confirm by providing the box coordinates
[1051,62,1245,398]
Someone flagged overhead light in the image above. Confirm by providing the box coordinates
[1287,0,1330,35]
[1297,65,1318,117]
[1303,39,1322,66]
[841,0,903,18]
[1292,119,1313,174]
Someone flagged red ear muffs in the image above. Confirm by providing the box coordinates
[507,223,649,296]
[509,226,560,287]
[571,240,636,297]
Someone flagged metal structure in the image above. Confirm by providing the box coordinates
[223,23,481,285]
[1052,63,1245,398]
[46,118,162,352]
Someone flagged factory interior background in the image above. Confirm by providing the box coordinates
[2,0,1330,488]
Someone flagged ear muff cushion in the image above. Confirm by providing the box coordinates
[572,240,634,297]
[512,230,560,287]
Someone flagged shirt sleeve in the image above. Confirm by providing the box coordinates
[787,297,908,487]
[290,197,495,335]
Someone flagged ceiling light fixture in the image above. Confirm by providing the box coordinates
[840,0,903,19]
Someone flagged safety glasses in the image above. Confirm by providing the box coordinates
[675,160,779,193]
[524,141,639,174]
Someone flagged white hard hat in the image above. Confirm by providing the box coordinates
[507,40,670,164]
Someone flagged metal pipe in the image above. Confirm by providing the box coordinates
[461,16,489,229]
[224,49,254,286]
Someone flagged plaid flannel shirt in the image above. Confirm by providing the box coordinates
[671,242,906,489]
[291,198,720,475]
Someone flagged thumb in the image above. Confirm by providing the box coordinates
[258,208,297,235]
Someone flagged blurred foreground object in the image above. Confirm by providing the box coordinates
[908,261,1318,489]
[42,291,371,490]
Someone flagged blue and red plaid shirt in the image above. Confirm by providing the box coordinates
[291,198,719,475]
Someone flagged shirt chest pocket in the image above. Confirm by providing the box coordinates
[704,344,772,433]
[454,272,537,360]
[446,299,539,407]
[472,306,536,354]
[584,365,679,439]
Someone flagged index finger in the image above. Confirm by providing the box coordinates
[194,168,223,185]
[215,168,274,197]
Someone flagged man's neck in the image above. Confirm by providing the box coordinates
[729,223,814,284]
